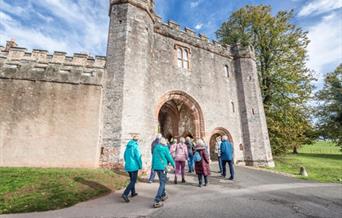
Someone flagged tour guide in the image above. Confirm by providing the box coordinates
[151,137,175,208]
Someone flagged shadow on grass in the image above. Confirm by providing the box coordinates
[73,177,111,193]
[298,153,342,161]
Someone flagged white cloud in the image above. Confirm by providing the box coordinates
[0,0,109,56]
[298,0,342,17]
[306,12,342,87]
[190,1,200,8]
[195,23,203,30]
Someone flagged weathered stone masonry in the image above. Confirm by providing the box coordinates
[0,0,274,168]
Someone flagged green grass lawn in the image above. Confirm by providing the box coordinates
[272,141,342,183]
[0,168,128,214]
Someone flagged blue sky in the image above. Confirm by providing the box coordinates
[0,0,341,89]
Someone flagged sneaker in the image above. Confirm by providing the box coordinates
[181,179,186,183]
[228,177,234,180]
[204,183,207,187]
[153,202,164,208]
[148,180,152,184]
[198,184,202,188]
[174,179,177,184]
[121,195,130,203]
[131,193,138,198]
[161,195,168,201]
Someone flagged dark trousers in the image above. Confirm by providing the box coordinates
[222,160,234,179]
[197,173,208,185]
[148,169,156,182]
[123,171,138,196]
[218,156,223,173]
[155,170,167,202]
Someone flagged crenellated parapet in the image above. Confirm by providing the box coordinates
[0,45,106,86]
[154,18,235,59]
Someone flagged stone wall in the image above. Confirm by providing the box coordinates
[0,46,106,168]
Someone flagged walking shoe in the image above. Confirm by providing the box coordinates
[204,183,207,187]
[121,195,130,203]
[131,193,138,198]
[148,180,152,184]
[228,177,234,180]
[153,202,164,208]
[198,184,202,188]
[174,178,177,184]
[181,178,186,183]
[161,195,168,201]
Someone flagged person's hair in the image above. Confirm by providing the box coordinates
[133,134,140,141]
[222,135,228,141]
[160,137,167,145]
[185,136,191,141]
[196,139,205,147]
[180,137,185,143]
[156,133,162,139]
[172,138,178,144]
[216,136,222,141]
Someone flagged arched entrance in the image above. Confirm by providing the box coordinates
[209,127,233,161]
[156,91,205,141]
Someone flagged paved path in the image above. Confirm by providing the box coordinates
[1,166,342,218]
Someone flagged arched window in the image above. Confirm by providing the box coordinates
[225,65,229,78]
[175,45,191,70]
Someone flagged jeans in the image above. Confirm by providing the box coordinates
[188,155,194,172]
[222,160,234,179]
[123,171,138,196]
[148,169,156,182]
[155,170,167,203]
[197,173,208,185]
[218,156,222,173]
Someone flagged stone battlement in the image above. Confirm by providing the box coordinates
[0,45,106,86]
[154,18,234,58]
[153,18,255,59]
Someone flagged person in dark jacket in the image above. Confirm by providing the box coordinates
[121,135,142,203]
[220,135,234,180]
[152,137,175,208]
[148,133,162,183]
[194,139,210,187]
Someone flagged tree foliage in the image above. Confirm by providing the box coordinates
[216,5,315,155]
[316,64,342,150]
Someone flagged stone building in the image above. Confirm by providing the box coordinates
[0,0,274,168]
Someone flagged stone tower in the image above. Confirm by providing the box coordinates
[101,0,155,167]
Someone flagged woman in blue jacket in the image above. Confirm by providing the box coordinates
[121,135,142,203]
[152,137,175,208]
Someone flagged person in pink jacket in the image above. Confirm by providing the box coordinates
[171,137,188,184]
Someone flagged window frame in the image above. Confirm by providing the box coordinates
[174,44,191,71]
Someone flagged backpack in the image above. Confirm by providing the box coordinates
[193,151,202,162]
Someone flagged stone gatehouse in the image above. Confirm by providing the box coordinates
[0,0,274,168]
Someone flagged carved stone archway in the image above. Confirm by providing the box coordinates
[156,91,205,140]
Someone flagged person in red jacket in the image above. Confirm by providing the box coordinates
[194,139,210,187]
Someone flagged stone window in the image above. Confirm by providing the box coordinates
[175,45,190,70]
[225,65,230,78]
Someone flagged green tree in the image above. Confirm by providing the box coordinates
[316,64,342,150]
[216,5,314,155]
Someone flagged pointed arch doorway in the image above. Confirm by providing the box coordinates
[156,91,205,141]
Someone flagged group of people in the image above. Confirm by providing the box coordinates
[121,133,234,208]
